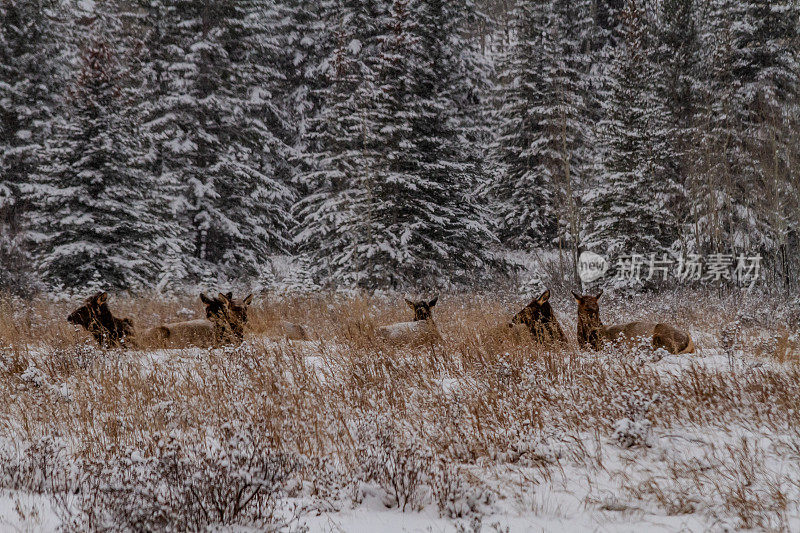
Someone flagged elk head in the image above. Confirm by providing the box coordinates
[67,291,133,347]
[572,290,604,349]
[404,295,438,321]
[202,292,253,342]
[512,289,556,330]
[67,291,108,330]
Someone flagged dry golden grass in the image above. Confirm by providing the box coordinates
[1,290,798,448]
[0,289,799,530]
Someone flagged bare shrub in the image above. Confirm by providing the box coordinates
[299,456,350,513]
[0,436,76,495]
[432,464,493,521]
[611,390,658,448]
[354,414,437,512]
[61,424,304,532]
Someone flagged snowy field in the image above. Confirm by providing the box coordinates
[1,290,799,532]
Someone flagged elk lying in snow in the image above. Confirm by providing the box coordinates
[143,292,252,348]
[278,319,310,341]
[196,292,309,342]
[573,290,695,354]
[376,295,442,346]
[237,294,309,341]
[510,289,568,346]
[69,291,308,348]
[67,292,135,348]
[259,304,310,341]
[204,292,251,344]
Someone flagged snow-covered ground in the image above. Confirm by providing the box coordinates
[1,293,799,532]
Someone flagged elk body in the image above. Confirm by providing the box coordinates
[376,296,442,346]
[235,296,308,341]
[144,292,253,348]
[67,292,135,348]
[278,320,310,341]
[141,319,216,348]
[573,290,695,354]
[511,290,568,346]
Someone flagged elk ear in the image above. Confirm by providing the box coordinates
[537,289,551,304]
[218,293,232,308]
[243,294,254,306]
[571,290,582,302]
[428,295,438,307]
[404,296,415,309]
[596,289,603,299]
[200,293,214,305]
[95,292,108,305]
[225,292,233,301]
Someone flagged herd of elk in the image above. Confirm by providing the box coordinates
[498,288,693,354]
[69,292,258,349]
[68,289,695,355]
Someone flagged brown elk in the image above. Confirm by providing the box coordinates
[255,296,310,341]
[211,292,312,342]
[205,292,251,343]
[511,289,568,345]
[219,293,309,341]
[67,292,135,348]
[572,290,695,354]
[143,292,252,348]
[376,295,442,345]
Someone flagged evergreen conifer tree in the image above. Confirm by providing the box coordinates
[0,0,64,292]
[585,0,680,264]
[29,32,166,290]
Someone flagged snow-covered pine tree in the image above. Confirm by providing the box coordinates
[122,0,195,290]
[690,0,800,284]
[596,0,625,37]
[401,0,502,286]
[281,0,333,176]
[652,0,699,166]
[130,0,296,284]
[0,0,64,293]
[296,0,501,289]
[582,0,623,211]
[293,0,389,287]
[545,0,595,283]
[213,0,296,275]
[489,0,594,284]
[489,2,558,248]
[688,1,741,257]
[28,24,167,291]
[649,0,701,249]
[584,0,680,263]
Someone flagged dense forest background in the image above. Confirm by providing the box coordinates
[1,0,798,295]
